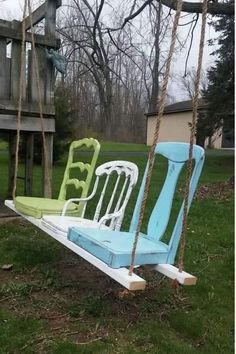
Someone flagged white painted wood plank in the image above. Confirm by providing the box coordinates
[4,200,146,291]
[152,264,197,285]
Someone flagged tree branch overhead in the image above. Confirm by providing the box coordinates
[161,0,234,16]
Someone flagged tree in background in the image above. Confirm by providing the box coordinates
[56,0,234,144]
[33,83,74,163]
[179,68,210,147]
[57,0,174,142]
[180,68,208,100]
[202,9,234,145]
[53,83,75,161]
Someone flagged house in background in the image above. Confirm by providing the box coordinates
[146,99,233,148]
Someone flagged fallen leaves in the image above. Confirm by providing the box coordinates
[195,178,234,200]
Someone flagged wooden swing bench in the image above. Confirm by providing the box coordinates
[5,142,205,291]
[3,0,208,291]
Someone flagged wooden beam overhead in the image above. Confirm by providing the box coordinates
[0,100,55,116]
[0,115,55,132]
[0,19,12,28]
[23,0,62,31]
[0,24,60,48]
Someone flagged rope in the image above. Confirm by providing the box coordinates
[12,0,52,199]
[12,0,27,200]
[178,0,208,272]
[27,0,51,194]
[128,0,183,276]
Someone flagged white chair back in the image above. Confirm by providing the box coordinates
[93,160,138,230]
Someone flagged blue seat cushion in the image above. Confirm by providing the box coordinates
[67,227,169,268]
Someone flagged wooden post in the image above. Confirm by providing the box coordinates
[28,45,52,198]
[44,0,56,106]
[8,133,17,198]
[11,21,26,102]
[8,23,25,199]
[42,133,53,197]
[10,34,21,103]
[0,38,8,99]
[23,0,61,31]
[27,49,32,103]
[45,0,57,36]
[28,46,45,104]
[41,0,57,196]
[24,133,34,196]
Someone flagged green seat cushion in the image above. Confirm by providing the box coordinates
[15,196,79,219]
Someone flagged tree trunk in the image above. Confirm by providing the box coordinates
[149,3,162,113]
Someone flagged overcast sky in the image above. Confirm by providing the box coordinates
[1,0,25,19]
[1,0,218,101]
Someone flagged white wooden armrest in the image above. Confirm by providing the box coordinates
[62,198,90,217]
[98,210,122,228]
[62,178,99,216]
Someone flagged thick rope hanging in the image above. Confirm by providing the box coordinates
[128,0,184,276]
[178,0,208,272]
[27,0,51,194]
[12,0,27,200]
[12,0,51,199]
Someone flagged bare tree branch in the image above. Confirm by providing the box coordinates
[108,0,234,32]
[108,0,153,31]
[184,14,199,75]
[162,0,234,15]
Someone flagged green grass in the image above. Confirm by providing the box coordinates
[0,309,43,354]
[0,139,8,150]
[100,141,149,152]
[0,142,234,353]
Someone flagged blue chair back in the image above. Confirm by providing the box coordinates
[129,142,205,264]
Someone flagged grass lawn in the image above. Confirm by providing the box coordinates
[0,142,234,353]
[100,141,150,152]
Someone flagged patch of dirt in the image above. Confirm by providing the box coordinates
[0,266,39,286]
[195,178,234,200]
[0,255,178,318]
[53,257,119,292]
[0,255,189,353]
[0,199,19,218]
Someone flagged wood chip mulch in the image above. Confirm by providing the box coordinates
[195,178,234,200]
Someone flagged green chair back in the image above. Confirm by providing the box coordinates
[58,138,100,214]
[14,138,100,219]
